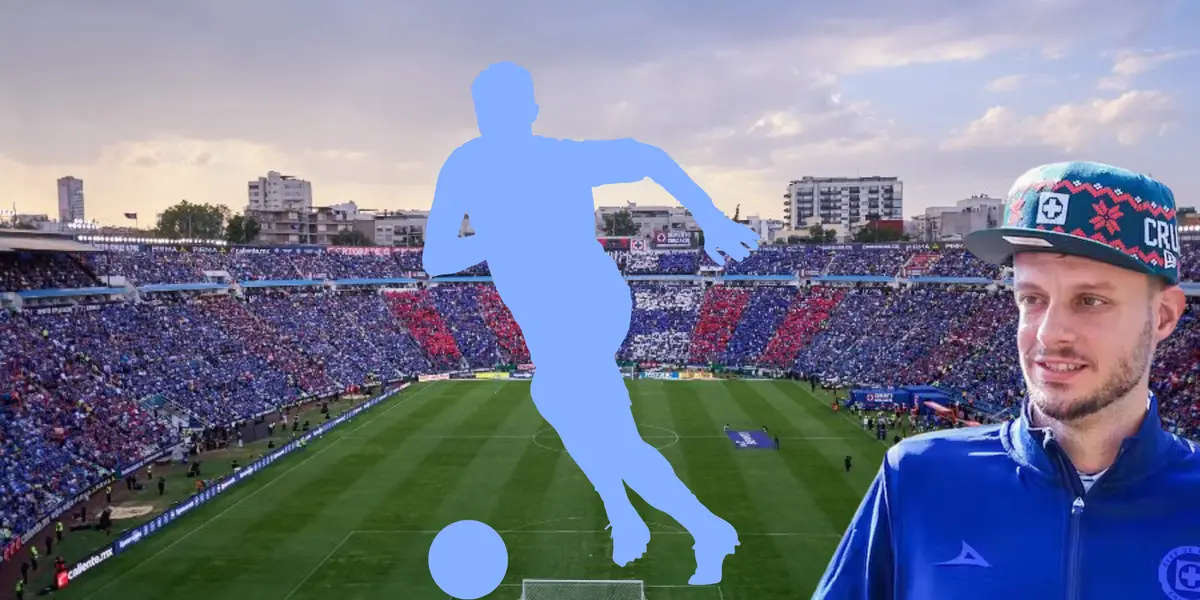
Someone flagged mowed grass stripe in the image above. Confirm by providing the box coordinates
[431,385,547,524]
[693,381,836,599]
[671,381,797,597]
[628,378,687,526]
[484,380,609,584]
[617,376,714,586]
[763,382,884,492]
[722,381,859,596]
[725,380,855,534]
[345,383,530,599]
[512,421,604,583]
[359,383,512,531]
[247,384,521,599]
[168,384,472,598]
[66,381,886,600]
[123,383,471,600]
[572,378,690,584]
[504,378,648,584]
[72,384,442,600]
[311,384,526,600]
[374,381,527,529]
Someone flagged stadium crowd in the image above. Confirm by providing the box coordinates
[0,241,1197,553]
[7,241,1188,284]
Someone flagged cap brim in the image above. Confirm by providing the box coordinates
[964,227,1162,280]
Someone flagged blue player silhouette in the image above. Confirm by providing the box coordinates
[422,62,759,585]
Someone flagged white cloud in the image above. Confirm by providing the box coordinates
[1097,49,1199,90]
[0,0,1188,224]
[986,75,1027,92]
[941,90,1177,152]
[986,73,1059,92]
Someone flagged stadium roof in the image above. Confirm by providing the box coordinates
[239,279,325,288]
[0,235,102,253]
[17,287,126,299]
[139,283,231,293]
[334,277,420,285]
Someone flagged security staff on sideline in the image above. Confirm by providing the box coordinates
[813,162,1198,600]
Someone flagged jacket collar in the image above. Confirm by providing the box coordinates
[1004,391,1177,485]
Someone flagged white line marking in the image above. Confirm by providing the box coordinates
[282,531,354,600]
[351,528,838,538]
[507,516,585,531]
[82,385,434,599]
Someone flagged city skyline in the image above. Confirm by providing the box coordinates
[2,1,1198,227]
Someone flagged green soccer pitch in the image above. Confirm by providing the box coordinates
[58,379,891,600]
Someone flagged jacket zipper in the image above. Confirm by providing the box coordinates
[1066,495,1084,600]
[1048,440,1088,600]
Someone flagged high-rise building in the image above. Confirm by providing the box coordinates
[246,171,314,244]
[782,176,903,231]
[57,176,85,223]
[247,171,313,213]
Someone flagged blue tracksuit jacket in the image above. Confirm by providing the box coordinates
[813,394,1200,599]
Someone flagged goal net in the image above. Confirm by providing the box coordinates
[520,579,646,600]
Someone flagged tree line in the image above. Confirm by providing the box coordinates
[150,200,904,247]
[155,200,262,244]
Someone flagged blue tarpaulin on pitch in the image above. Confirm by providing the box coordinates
[726,430,776,450]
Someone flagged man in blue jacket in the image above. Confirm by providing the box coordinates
[813,161,1198,600]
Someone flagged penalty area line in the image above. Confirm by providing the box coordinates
[282,531,354,600]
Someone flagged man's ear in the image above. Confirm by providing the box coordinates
[1154,285,1187,343]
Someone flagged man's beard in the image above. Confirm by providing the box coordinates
[1024,315,1154,423]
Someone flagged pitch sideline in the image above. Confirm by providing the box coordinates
[81,384,437,600]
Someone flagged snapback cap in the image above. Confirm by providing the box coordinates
[964,161,1181,285]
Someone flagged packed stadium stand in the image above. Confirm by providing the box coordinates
[688,286,752,364]
[1,238,1197,553]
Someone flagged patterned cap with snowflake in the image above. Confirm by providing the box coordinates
[965,161,1181,285]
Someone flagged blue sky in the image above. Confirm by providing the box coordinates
[0,0,1196,226]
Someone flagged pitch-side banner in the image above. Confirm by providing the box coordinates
[849,389,913,406]
[65,387,403,582]
[641,371,679,380]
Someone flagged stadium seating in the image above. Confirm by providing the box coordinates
[475,284,531,365]
[1154,301,1200,438]
[924,249,1002,279]
[825,247,913,277]
[688,286,752,364]
[718,286,796,366]
[428,284,505,369]
[757,287,844,368]
[1181,242,1200,283]
[792,288,891,381]
[384,289,464,373]
[0,240,1197,548]
[901,251,940,276]
[619,282,703,364]
[1,253,99,291]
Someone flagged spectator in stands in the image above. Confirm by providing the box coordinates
[0,231,1194,556]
